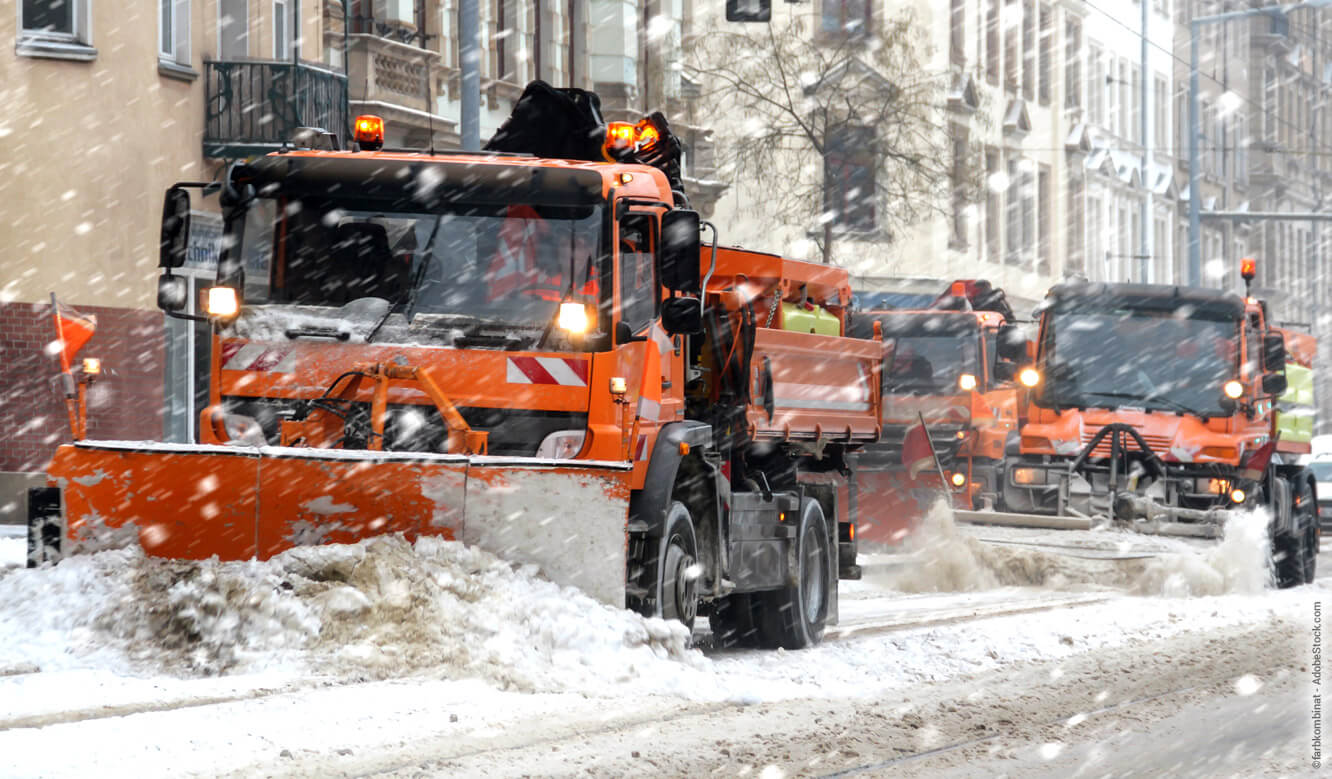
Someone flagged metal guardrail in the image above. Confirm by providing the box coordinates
[204,60,349,159]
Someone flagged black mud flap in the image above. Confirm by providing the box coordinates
[26,487,62,568]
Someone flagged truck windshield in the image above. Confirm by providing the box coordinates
[1042,309,1239,415]
[884,335,978,395]
[229,195,603,341]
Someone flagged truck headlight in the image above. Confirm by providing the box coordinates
[557,301,589,334]
[222,412,267,447]
[536,430,586,460]
[1012,467,1045,485]
[207,286,239,318]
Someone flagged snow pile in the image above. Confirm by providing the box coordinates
[0,535,702,692]
[866,501,1273,597]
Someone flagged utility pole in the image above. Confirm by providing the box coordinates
[1141,0,1151,282]
[1188,19,1202,286]
[460,0,481,151]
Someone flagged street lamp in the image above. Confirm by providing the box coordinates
[1186,0,1332,286]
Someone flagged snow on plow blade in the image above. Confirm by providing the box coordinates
[33,442,632,606]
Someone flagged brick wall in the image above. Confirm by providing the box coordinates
[0,301,164,472]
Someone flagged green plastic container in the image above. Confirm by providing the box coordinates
[1276,361,1315,445]
[781,301,840,336]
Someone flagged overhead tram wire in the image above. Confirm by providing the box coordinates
[1076,0,1332,157]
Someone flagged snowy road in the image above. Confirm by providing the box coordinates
[0,512,1325,778]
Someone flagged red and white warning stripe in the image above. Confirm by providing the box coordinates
[506,356,589,387]
[222,343,297,373]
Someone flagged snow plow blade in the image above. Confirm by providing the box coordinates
[853,469,936,545]
[954,509,1224,539]
[31,442,633,606]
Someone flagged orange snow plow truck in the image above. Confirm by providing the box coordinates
[847,281,1020,545]
[973,261,1318,587]
[27,83,881,647]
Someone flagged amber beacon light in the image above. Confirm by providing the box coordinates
[354,115,385,151]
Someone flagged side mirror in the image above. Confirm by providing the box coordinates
[996,323,1027,362]
[1262,372,1288,396]
[994,361,1018,383]
[160,187,191,268]
[661,296,702,336]
[1262,332,1288,371]
[660,209,701,294]
[157,274,188,312]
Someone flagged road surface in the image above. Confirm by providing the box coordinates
[0,521,1323,777]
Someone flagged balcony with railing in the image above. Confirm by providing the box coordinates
[203,60,350,159]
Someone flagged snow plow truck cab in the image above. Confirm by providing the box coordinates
[847,280,1021,545]
[29,82,883,648]
[978,262,1318,587]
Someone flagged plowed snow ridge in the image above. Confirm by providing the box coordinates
[0,536,701,691]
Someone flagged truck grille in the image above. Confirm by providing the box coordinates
[1079,426,1171,459]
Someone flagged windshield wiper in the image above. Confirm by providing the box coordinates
[286,326,351,341]
[369,215,445,343]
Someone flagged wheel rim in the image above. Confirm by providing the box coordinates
[801,524,825,624]
[664,533,698,624]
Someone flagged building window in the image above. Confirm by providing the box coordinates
[1154,214,1169,283]
[951,125,970,248]
[985,147,1001,262]
[1130,65,1141,144]
[1038,164,1051,273]
[1037,4,1051,105]
[19,0,95,59]
[219,0,249,59]
[1022,0,1035,101]
[823,126,876,233]
[1153,74,1167,148]
[1064,19,1080,109]
[821,0,871,36]
[274,0,293,60]
[1087,44,1102,124]
[1004,0,1019,92]
[950,0,965,66]
[160,0,191,70]
[985,0,1000,86]
[1005,157,1021,264]
[1067,173,1083,272]
[1087,196,1102,279]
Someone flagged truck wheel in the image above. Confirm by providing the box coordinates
[1275,531,1309,589]
[1275,479,1316,588]
[1294,479,1318,584]
[756,498,830,649]
[649,501,699,631]
[708,593,761,648]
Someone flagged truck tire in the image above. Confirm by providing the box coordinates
[1276,479,1318,588]
[648,501,700,630]
[708,593,762,648]
[755,498,831,649]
